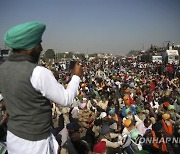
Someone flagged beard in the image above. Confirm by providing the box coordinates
[30,48,41,63]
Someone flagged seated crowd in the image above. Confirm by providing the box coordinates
[1,57,180,154]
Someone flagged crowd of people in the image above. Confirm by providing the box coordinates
[1,56,180,154]
[0,21,180,154]
[22,56,179,154]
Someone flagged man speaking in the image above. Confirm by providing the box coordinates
[0,21,83,154]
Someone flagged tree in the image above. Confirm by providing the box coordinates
[64,52,74,59]
[127,50,140,56]
[88,53,98,58]
[56,52,64,60]
[75,53,85,59]
[44,49,55,59]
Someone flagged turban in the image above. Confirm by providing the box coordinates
[93,141,106,153]
[136,106,142,113]
[162,113,170,120]
[81,83,86,88]
[163,102,170,108]
[109,108,115,115]
[165,92,170,96]
[4,21,46,50]
[125,108,131,115]
[99,112,107,119]
[123,119,131,127]
[125,89,130,93]
[124,99,130,105]
[93,90,98,96]
[168,105,175,110]
[123,95,129,100]
[130,129,139,140]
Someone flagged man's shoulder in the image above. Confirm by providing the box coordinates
[34,65,49,71]
[33,65,52,75]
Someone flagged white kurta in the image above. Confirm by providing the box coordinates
[7,66,80,154]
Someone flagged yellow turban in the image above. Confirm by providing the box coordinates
[123,119,132,127]
[162,113,170,120]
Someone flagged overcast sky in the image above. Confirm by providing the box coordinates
[0,0,180,55]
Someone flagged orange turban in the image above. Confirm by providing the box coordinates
[124,99,130,105]
[123,95,129,100]
[123,119,132,127]
[125,89,130,93]
[81,83,86,88]
[163,102,170,108]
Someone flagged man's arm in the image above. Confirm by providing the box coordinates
[30,65,82,106]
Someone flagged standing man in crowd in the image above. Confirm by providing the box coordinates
[0,21,83,154]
